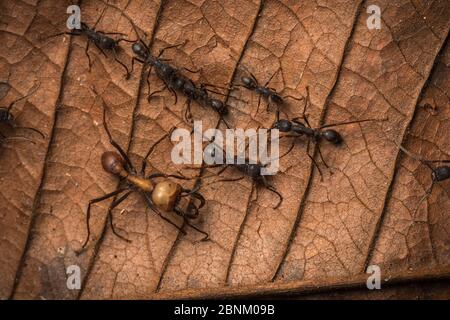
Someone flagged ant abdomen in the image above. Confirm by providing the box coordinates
[211,99,228,115]
[99,36,116,50]
[433,166,450,182]
[101,151,125,175]
[151,180,182,212]
[322,129,342,145]
[0,108,12,122]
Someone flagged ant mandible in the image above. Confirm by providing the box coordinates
[78,88,208,252]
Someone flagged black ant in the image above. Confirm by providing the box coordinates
[130,38,236,128]
[46,6,134,78]
[78,88,208,252]
[272,87,385,177]
[395,142,450,217]
[230,63,303,114]
[0,82,45,147]
[190,131,294,209]
[183,82,237,128]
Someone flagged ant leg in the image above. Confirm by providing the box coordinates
[112,48,130,79]
[185,219,209,241]
[7,82,41,112]
[157,40,187,58]
[130,57,145,75]
[283,94,304,103]
[261,176,283,209]
[42,31,82,42]
[108,190,133,243]
[293,112,312,129]
[79,187,129,250]
[140,130,172,175]
[140,191,187,234]
[184,99,193,124]
[248,70,259,86]
[180,190,206,215]
[255,94,262,115]
[93,5,108,30]
[147,172,191,180]
[302,86,311,119]
[93,42,108,58]
[219,115,231,129]
[148,88,165,101]
[85,40,92,72]
[306,139,324,180]
[100,95,136,172]
[317,144,329,169]
[173,208,209,241]
[12,125,46,140]
[263,69,279,87]
[116,37,137,44]
[169,87,178,105]
[146,68,152,97]
[182,67,202,74]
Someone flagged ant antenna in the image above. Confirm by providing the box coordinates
[1,135,38,145]
[7,82,41,112]
[413,183,434,218]
[393,141,450,218]
[393,140,435,171]
[319,117,387,130]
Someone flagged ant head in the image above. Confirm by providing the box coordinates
[151,180,182,212]
[322,129,342,145]
[211,99,228,115]
[101,151,125,175]
[132,42,147,58]
[241,76,257,89]
[272,119,291,132]
[433,166,450,182]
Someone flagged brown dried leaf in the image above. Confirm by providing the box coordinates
[0,0,449,300]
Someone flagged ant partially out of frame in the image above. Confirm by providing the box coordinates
[272,87,386,177]
[77,88,208,252]
[0,82,45,147]
[395,142,450,216]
